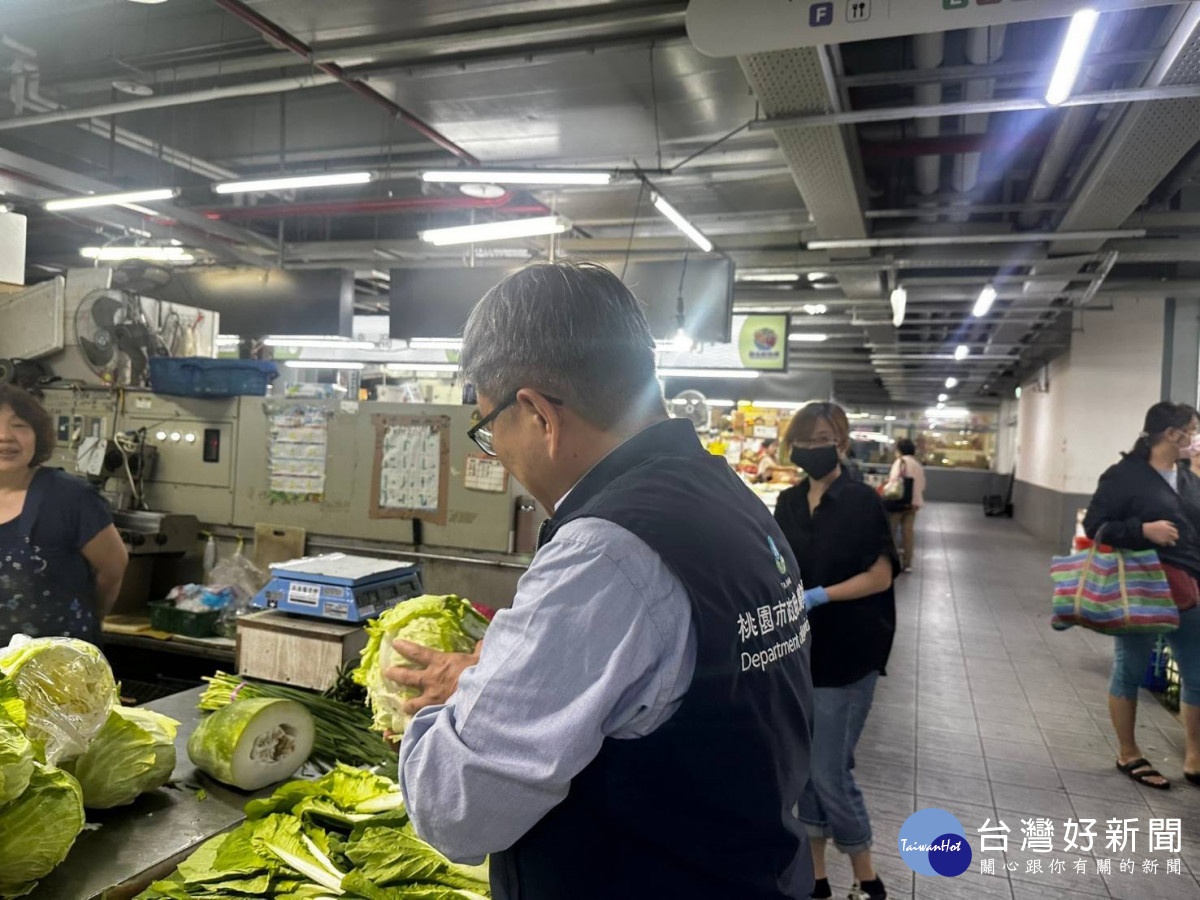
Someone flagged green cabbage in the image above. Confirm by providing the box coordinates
[64,706,180,809]
[0,636,118,766]
[0,675,33,806]
[355,595,488,735]
[0,762,85,898]
[188,698,315,791]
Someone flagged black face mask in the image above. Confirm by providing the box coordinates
[790,444,840,480]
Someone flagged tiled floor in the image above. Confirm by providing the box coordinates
[821,503,1200,899]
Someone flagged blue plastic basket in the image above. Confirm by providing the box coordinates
[149,357,279,398]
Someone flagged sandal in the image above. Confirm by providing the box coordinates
[1116,757,1171,790]
[1185,771,1200,787]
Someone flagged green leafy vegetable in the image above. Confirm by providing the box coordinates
[0,763,85,898]
[64,705,179,808]
[355,596,488,736]
[246,764,404,827]
[0,675,33,806]
[199,673,396,769]
[0,636,118,765]
[188,698,315,791]
[346,828,489,895]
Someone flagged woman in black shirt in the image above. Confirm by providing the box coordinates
[774,402,899,900]
[1084,401,1200,790]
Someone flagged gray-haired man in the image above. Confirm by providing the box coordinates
[394,260,814,900]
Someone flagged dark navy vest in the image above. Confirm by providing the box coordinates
[491,419,814,900]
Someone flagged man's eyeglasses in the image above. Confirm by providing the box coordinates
[467,392,563,456]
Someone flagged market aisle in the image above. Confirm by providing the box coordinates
[821,503,1200,900]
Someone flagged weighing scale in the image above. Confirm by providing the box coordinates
[252,553,424,622]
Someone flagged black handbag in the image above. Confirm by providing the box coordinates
[883,461,914,513]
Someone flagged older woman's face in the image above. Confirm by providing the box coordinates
[0,405,37,472]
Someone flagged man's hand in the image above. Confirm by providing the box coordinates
[386,639,482,716]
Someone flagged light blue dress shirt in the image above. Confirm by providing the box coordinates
[398,516,698,863]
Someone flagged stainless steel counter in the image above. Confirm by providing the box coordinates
[27,686,299,900]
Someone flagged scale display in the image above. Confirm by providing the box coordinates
[252,553,424,623]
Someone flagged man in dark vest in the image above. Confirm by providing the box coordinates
[393,260,814,899]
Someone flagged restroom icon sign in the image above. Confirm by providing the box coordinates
[847,0,870,22]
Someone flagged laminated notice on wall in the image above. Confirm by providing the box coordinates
[370,414,450,524]
[464,454,508,493]
[267,404,331,503]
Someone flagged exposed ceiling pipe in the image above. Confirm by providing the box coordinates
[197,196,546,221]
[953,26,1006,218]
[209,0,479,166]
[912,33,944,212]
[0,72,338,132]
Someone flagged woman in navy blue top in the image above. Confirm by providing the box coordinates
[0,386,128,644]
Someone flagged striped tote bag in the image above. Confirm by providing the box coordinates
[1051,542,1179,635]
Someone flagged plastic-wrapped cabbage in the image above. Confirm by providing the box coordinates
[0,636,118,766]
[64,706,180,809]
[0,762,85,898]
[188,698,314,791]
[354,595,488,736]
[0,675,33,805]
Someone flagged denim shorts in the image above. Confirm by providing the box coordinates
[1110,606,1200,706]
[796,671,879,855]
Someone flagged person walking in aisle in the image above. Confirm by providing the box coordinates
[774,402,900,900]
[1084,401,1200,790]
[885,438,926,573]
[391,261,816,900]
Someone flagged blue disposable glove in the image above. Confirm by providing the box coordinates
[803,586,830,610]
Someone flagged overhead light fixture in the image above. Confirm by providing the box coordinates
[127,0,169,4]
[420,215,570,246]
[422,169,613,186]
[806,272,829,282]
[46,187,178,211]
[672,327,693,351]
[650,192,713,253]
[1045,9,1100,106]
[80,245,193,262]
[954,344,970,361]
[215,336,241,347]
[973,284,997,317]
[938,393,949,402]
[284,360,365,371]
[112,80,154,96]
[408,338,463,351]
[213,172,373,194]
[457,183,508,200]
[884,415,897,422]
[738,272,801,283]
[945,376,959,389]
[802,303,828,316]
[890,287,907,328]
[263,337,375,350]
[658,368,760,379]
[937,402,947,409]
[926,406,969,419]
[385,363,460,373]
[789,333,829,342]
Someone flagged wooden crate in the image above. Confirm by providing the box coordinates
[236,609,367,691]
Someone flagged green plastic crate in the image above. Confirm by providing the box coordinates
[149,601,220,638]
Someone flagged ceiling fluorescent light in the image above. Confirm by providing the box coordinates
[973,284,997,317]
[263,337,376,350]
[46,187,178,211]
[1045,9,1100,106]
[422,169,612,186]
[420,215,569,246]
[884,415,897,422]
[408,338,463,351]
[650,192,713,253]
[954,344,970,361]
[284,360,365,370]
[790,333,828,342]
[658,368,760,379]
[385,363,460,373]
[802,303,828,316]
[945,376,959,389]
[806,272,829,282]
[926,407,969,419]
[938,393,949,402]
[890,287,907,328]
[80,245,193,262]
[214,172,373,194]
[738,272,800,282]
[215,336,241,347]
